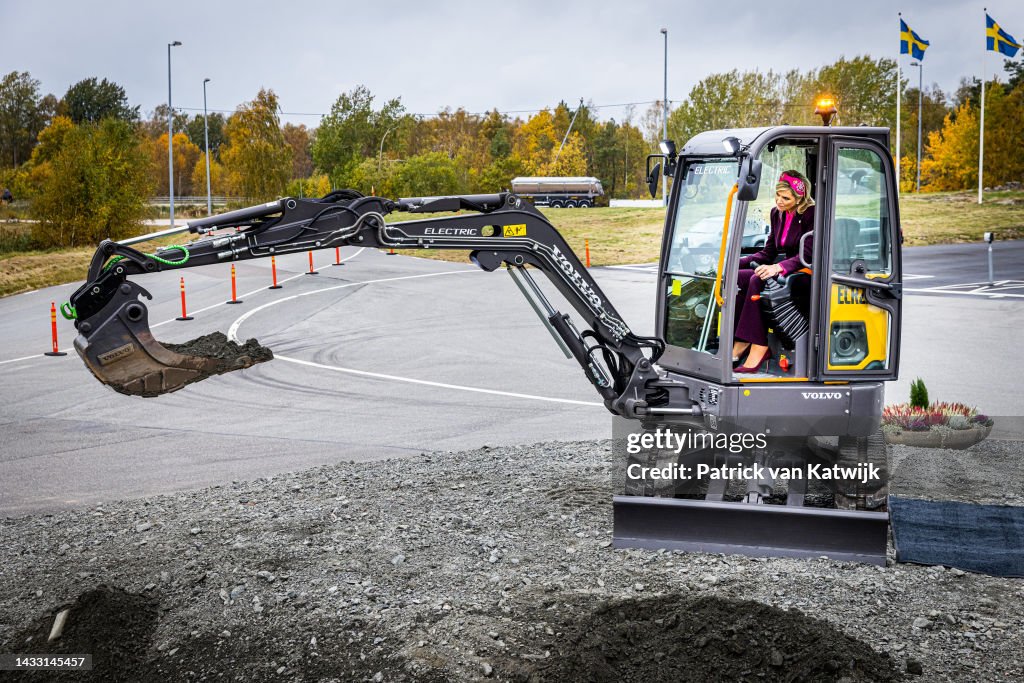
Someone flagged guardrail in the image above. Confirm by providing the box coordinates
[149,196,232,204]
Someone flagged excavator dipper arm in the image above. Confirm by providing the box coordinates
[69,191,666,417]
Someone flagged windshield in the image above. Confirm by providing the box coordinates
[663,158,739,356]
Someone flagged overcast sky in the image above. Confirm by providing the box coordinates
[4,1,1022,125]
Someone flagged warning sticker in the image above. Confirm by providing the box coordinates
[671,279,682,296]
[502,224,527,237]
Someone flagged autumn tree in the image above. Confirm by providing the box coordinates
[0,71,56,167]
[513,109,557,174]
[283,123,314,179]
[285,173,331,199]
[393,152,462,197]
[312,85,405,188]
[59,77,138,124]
[139,104,189,141]
[220,89,291,201]
[919,103,978,191]
[183,112,226,160]
[898,84,949,190]
[151,132,201,196]
[978,83,1024,187]
[473,155,526,194]
[191,153,227,200]
[30,118,153,247]
[541,132,587,176]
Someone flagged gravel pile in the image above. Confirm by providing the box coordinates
[890,440,1024,505]
[2,440,1022,682]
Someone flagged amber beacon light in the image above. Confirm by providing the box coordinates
[814,97,837,126]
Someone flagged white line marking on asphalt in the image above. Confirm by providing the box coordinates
[0,354,46,366]
[227,269,602,408]
[902,273,934,280]
[274,356,602,407]
[904,288,1024,299]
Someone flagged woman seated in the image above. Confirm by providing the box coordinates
[733,170,815,373]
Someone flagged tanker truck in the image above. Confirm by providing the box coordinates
[510,176,604,208]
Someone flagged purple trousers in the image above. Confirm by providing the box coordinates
[735,268,768,346]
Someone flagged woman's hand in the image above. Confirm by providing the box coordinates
[754,263,783,280]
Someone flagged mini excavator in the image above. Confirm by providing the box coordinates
[68,123,903,564]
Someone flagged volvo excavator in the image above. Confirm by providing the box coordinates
[66,123,903,564]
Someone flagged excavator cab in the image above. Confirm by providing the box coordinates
[614,126,902,563]
[653,126,902,389]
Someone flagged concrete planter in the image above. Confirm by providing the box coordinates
[884,424,992,450]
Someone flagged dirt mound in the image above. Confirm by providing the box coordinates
[163,332,274,365]
[3,585,158,682]
[523,594,901,682]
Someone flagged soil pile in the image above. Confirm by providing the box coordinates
[5,586,158,682]
[527,595,900,682]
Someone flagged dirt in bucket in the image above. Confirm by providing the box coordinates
[107,332,275,397]
[163,331,274,367]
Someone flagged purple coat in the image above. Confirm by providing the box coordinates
[739,206,815,275]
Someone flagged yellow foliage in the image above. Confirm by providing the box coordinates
[307,174,331,197]
[31,116,75,164]
[191,153,227,197]
[220,89,291,201]
[539,132,587,176]
[513,109,557,174]
[919,104,978,192]
[981,85,1024,187]
[150,132,201,196]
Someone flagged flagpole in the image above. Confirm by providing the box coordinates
[896,12,901,190]
[979,8,986,204]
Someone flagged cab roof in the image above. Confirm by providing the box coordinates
[680,125,890,157]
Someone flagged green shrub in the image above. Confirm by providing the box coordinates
[909,378,929,409]
[30,118,153,247]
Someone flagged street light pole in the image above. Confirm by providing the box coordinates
[167,41,182,228]
[910,61,923,193]
[203,78,212,216]
[660,28,668,207]
[378,124,397,171]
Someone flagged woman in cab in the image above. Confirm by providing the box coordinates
[732,170,815,373]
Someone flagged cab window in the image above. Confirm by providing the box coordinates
[833,149,891,276]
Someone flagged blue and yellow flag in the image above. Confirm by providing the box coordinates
[900,19,930,60]
[987,14,1021,57]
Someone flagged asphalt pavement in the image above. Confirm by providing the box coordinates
[1,241,1020,516]
[901,239,1024,298]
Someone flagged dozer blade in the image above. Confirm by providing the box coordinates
[73,280,271,397]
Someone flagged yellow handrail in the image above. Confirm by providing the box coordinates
[714,183,739,306]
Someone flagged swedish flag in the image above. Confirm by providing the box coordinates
[987,14,1021,57]
[900,19,930,60]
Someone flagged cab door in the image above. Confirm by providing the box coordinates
[819,137,902,379]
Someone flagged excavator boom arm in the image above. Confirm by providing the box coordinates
[69,191,664,416]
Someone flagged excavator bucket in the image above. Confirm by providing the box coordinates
[73,279,271,397]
